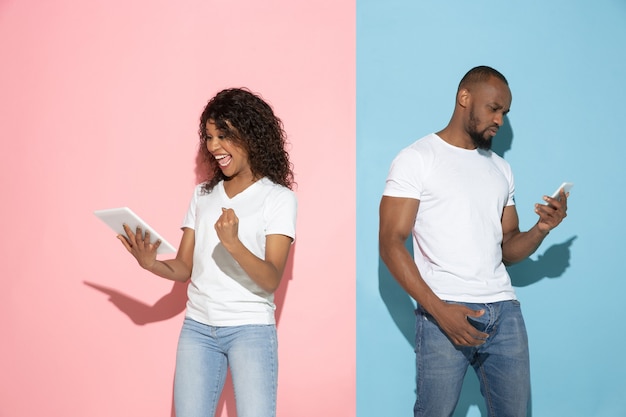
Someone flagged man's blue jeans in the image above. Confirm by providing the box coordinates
[174,317,278,417]
[414,300,530,417]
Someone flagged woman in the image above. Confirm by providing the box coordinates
[118,88,297,417]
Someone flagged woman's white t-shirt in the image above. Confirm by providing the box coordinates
[182,177,297,326]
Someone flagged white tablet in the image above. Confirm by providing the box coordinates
[94,207,177,254]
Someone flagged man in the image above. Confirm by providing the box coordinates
[379,66,568,417]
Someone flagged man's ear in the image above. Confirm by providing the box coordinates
[457,88,470,109]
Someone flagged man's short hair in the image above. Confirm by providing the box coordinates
[458,66,508,91]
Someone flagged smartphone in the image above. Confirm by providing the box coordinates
[550,182,574,201]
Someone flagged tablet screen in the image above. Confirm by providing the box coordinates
[94,207,177,254]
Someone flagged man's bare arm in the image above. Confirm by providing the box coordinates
[379,196,487,346]
[379,197,439,310]
[502,190,569,264]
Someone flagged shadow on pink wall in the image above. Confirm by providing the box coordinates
[84,249,294,417]
[83,249,294,327]
[84,142,297,416]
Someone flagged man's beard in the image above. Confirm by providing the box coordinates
[468,109,493,150]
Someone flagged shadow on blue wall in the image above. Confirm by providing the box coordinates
[378,117,577,417]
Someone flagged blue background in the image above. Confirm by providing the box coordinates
[356,1,626,416]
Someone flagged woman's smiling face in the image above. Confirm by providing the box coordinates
[204,120,252,180]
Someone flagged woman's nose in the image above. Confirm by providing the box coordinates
[206,137,219,151]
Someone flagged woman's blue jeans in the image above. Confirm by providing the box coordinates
[174,317,278,417]
[414,300,530,417]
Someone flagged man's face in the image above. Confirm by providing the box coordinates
[466,78,512,150]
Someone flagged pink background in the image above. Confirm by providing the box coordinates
[0,1,355,416]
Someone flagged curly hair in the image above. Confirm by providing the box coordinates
[198,88,295,193]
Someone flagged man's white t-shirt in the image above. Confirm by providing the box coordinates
[383,133,517,303]
[182,177,297,326]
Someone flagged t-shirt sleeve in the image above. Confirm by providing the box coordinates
[496,158,516,207]
[181,185,202,230]
[383,147,423,200]
[264,188,297,241]
[506,171,516,207]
